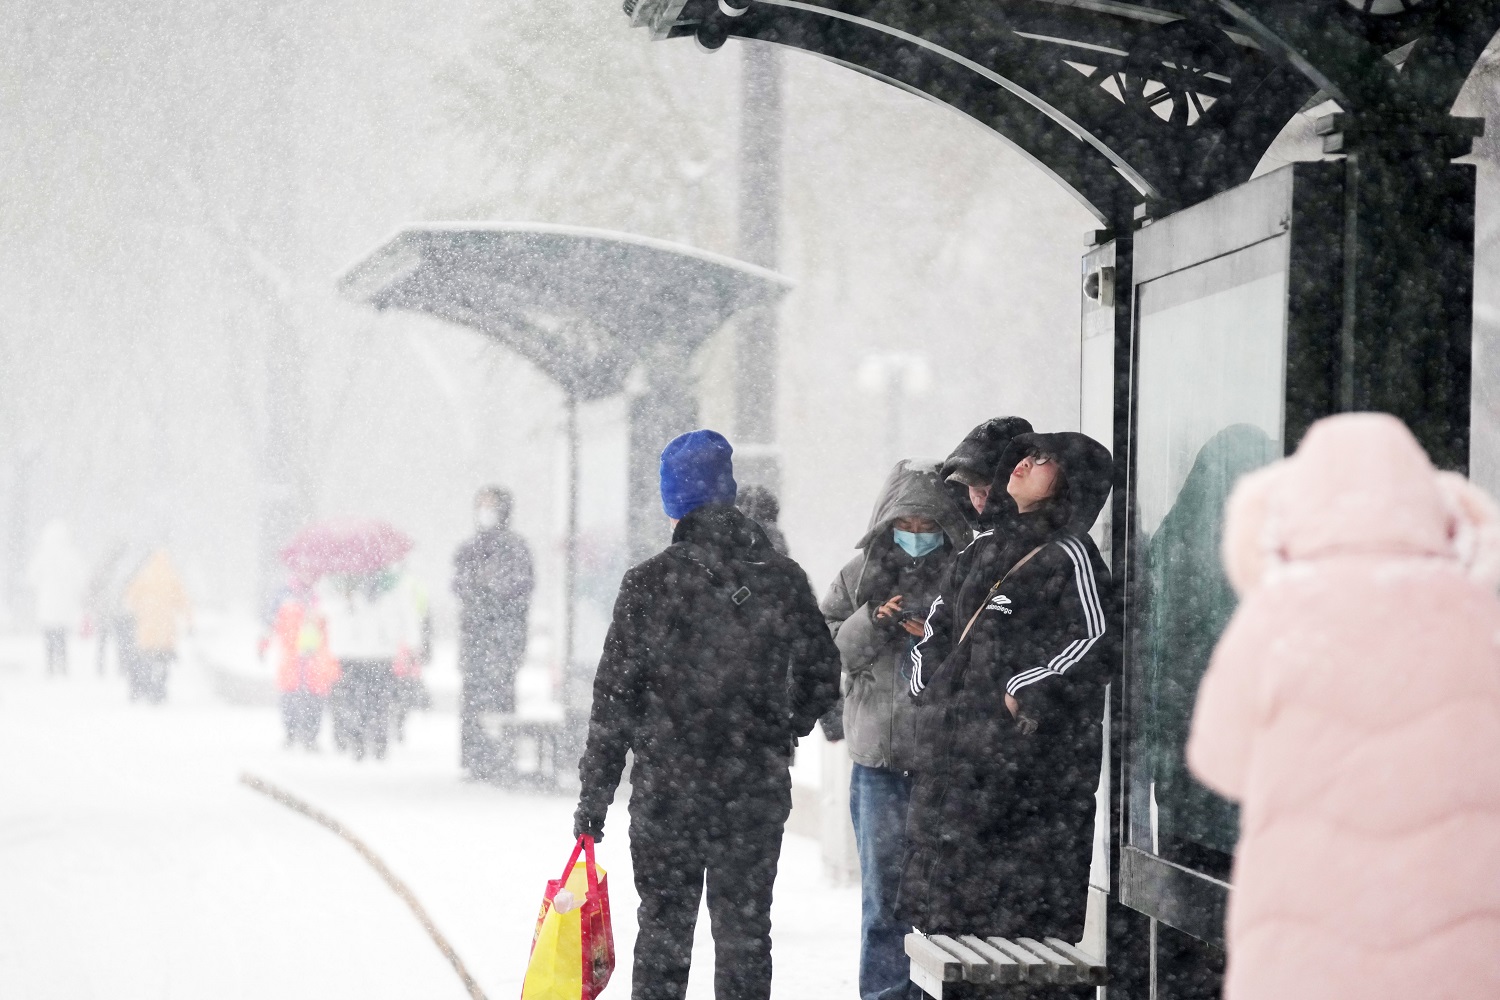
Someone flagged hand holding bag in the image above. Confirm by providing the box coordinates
[521,835,614,1000]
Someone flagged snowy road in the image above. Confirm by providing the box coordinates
[0,637,860,999]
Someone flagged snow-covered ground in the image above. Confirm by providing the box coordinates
[0,632,860,999]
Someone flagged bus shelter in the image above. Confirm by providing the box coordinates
[625,1,1500,995]
[338,222,790,775]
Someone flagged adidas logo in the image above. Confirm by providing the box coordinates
[987,595,1013,614]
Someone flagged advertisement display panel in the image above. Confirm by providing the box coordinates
[1118,165,1342,948]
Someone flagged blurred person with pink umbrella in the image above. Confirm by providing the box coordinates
[282,519,421,761]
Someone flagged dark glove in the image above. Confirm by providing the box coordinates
[818,702,845,743]
[573,809,604,843]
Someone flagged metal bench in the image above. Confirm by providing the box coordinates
[905,931,1105,997]
[905,884,1108,997]
[476,711,566,789]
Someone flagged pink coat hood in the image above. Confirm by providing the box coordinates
[1187,413,1500,1000]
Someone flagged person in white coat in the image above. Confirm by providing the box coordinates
[26,520,87,676]
[318,566,422,761]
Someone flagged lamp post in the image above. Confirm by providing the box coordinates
[855,352,933,470]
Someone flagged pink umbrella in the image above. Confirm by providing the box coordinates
[280,518,413,579]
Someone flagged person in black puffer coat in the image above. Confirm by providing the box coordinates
[899,431,1115,956]
[574,430,841,1000]
[452,486,534,778]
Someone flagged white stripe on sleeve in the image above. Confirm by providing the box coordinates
[909,594,943,696]
[1006,538,1105,695]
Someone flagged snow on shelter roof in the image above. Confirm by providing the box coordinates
[336,222,792,401]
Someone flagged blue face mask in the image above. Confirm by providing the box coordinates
[893,528,944,558]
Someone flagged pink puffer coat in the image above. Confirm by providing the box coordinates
[1187,413,1500,1000]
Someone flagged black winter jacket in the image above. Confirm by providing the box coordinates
[574,504,841,839]
[899,432,1115,939]
[452,523,534,672]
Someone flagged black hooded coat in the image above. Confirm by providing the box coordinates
[574,503,841,839]
[452,512,534,687]
[898,431,1115,939]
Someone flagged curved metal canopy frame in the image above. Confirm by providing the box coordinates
[628,0,1500,224]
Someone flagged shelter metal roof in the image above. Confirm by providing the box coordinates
[337,222,791,400]
[626,0,1500,225]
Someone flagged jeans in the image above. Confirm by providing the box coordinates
[850,763,913,1000]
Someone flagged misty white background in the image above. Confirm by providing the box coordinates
[0,0,1095,656]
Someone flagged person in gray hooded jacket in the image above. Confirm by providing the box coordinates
[821,458,970,1000]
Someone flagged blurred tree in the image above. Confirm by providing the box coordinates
[431,0,739,250]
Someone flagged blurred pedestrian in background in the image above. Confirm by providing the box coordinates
[902,431,1113,954]
[737,484,789,555]
[820,458,969,1000]
[122,549,191,703]
[279,517,416,758]
[453,485,534,779]
[319,566,421,761]
[84,541,129,676]
[26,519,87,676]
[574,430,841,1000]
[269,580,339,749]
[1189,414,1500,1000]
[940,416,1035,526]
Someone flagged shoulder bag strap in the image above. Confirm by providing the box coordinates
[956,544,1046,646]
[672,543,755,608]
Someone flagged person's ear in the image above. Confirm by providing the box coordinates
[1436,472,1500,588]
[1222,465,1281,596]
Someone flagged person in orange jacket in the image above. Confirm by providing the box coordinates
[270,583,340,749]
[122,549,192,703]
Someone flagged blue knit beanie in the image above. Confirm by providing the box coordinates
[660,430,738,520]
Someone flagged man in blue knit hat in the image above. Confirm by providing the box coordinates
[575,429,841,1000]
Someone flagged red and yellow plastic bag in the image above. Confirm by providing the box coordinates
[521,835,614,1000]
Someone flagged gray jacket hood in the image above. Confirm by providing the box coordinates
[854,459,972,551]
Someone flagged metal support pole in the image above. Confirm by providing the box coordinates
[735,43,782,490]
[559,392,590,786]
[1105,230,1151,999]
[564,394,579,702]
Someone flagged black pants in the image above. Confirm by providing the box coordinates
[628,790,791,1000]
[127,650,171,703]
[341,660,393,760]
[459,660,518,776]
[44,630,66,675]
[281,691,325,748]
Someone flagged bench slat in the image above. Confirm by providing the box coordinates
[905,933,964,983]
[1043,936,1108,985]
[928,935,995,984]
[1016,937,1087,985]
[958,935,1023,985]
[984,937,1046,982]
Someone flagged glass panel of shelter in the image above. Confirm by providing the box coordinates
[1128,232,1290,882]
